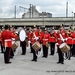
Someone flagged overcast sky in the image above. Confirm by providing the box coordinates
[0,0,75,18]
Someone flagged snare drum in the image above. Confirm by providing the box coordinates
[59,43,70,53]
[32,42,41,52]
[12,42,18,50]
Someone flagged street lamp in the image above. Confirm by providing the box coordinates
[14,5,16,18]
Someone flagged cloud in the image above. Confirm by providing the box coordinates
[0,0,75,18]
[0,0,14,18]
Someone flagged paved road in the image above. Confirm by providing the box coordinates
[0,41,75,75]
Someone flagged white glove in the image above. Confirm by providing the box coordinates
[65,38,68,41]
[36,37,39,40]
[56,43,58,45]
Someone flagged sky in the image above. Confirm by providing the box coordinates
[0,0,75,18]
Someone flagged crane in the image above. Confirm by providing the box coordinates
[19,6,29,12]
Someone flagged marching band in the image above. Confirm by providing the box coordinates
[0,24,75,64]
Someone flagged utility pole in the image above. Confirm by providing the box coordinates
[14,5,16,18]
[71,11,74,29]
[29,4,32,18]
[66,2,68,17]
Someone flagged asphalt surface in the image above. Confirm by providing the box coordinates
[0,41,75,75]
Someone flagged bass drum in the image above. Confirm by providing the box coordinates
[19,29,26,41]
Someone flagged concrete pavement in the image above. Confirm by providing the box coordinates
[0,41,75,75]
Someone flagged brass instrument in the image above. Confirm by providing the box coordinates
[66,27,72,35]
[46,42,50,48]
[51,26,55,34]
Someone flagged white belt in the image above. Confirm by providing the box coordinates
[58,38,61,40]
[43,39,48,40]
[51,37,55,38]
[4,39,11,42]
[12,38,15,41]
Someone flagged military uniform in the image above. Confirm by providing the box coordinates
[28,30,33,53]
[1,25,17,64]
[66,32,73,60]
[20,27,28,55]
[50,29,57,55]
[56,27,66,64]
[42,29,50,58]
[71,31,75,56]
[31,27,39,62]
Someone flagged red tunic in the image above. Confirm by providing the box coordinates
[38,31,44,43]
[31,30,39,44]
[1,30,17,47]
[57,30,66,47]
[50,31,57,43]
[42,33,50,45]
[66,37,73,44]
[0,32,2,43]
[27,31,32,42]
[70,31,75,44]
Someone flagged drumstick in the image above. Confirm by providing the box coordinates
[59,34,64,42]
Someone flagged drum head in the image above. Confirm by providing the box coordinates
[19,29,26,41]
[59,43,66,48]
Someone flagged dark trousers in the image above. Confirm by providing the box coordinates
[43,45,48,57]
[50,42,55,55]
[0,43,4,53]
[21,41,26,55]
[72,44,75,56]
[10,49,14,57]
[4,47,11,63]
[30,43,33,53]
[57,47,64,63]
[31,46,37,61]
[66,44,72,59]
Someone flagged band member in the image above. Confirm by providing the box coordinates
[38,28,44,50]
[42,28,50,58]
[31,25,39,62]
[0,27,5,53]
[50,27,57,55]
[66,29,73,60]
[56,24,66,64]
[27,28,33,53]
[9,26,18,58]
[20,27,28,55]
[1,25,17,64]
[9,26,15,58]
[71,28,75,57]
[38,28,44,44]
